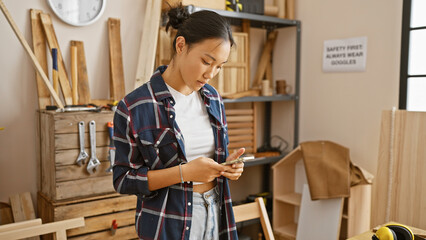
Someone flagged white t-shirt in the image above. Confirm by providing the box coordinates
[166,83,215,184]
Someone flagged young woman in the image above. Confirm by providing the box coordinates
[113,5,244,240]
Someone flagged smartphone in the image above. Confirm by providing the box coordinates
[221,155,255,165]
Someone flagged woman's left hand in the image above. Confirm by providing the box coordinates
[221,148,245,181]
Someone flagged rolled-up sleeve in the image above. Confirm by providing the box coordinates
[112,100,156,198]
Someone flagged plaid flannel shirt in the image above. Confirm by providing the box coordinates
[113,66,238,240]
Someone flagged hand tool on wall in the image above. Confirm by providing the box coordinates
[108,18,125,101]
[106,121,115,173]
[87,120,101,174]
[76,121,88,166]
[52,48,59,94]
[0,0,64,108]
[70,41,91,104]
[71,45,78,105]
[135,0,162,88]
[40,12,73,105]
[30,9,51,109]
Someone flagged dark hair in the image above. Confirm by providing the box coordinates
[165,4,235,54]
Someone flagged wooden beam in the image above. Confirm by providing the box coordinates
[134,0,162,88]
[70,41,91,104]
[39,13,73,105]
[108,18,125,101]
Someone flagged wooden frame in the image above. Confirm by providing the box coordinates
[0,217,84,240]
[233,197,275,240]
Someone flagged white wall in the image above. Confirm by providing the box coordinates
[295,0,403,173]
[0,0,144,202]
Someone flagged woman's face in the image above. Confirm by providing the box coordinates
[176,37,231,93]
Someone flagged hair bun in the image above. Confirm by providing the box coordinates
[166,4,190,32]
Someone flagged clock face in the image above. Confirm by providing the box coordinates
[47,0,106,26]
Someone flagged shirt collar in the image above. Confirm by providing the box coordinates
[150,65,213,105]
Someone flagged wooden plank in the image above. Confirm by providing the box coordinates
[0,218,41,233]
[372,110,426,229]
[233,202,259,222]
[55,131,109,150]
[107,18,125,101]
[0,1,64,108]
[296,184,343,240]
[135,0,162,88]
[55,175,116,201]
[347,184,371,237]
[229,141,253,149]
[9,193,39,240]
[54,195,136,220]
[286,0,295,20]
[52,111,114,134]
[0,217,84,240]
[228,135,253,142]
[30,9,51,109]
[67,210,134,236]
[228,122,253,128]
[40,112,56,206]
[0,203,13,225]
[39,13,73,105]
[68,225,137,240]
[241,20,250,90]
[276,0,286,18]
[9,193,36,223]
[56,160,112,182]
[70,41,91,104]
[226,109,254,115]
[228,129,253,135]
[256,197,274,240]
[254,31,278,88]
[70,45,78,105]
[226,115,253,122]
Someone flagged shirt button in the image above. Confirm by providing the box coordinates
[188,202,191,206]
[218,127,221,130]
[186,226,190,231]
[170,115,173,118]
[218,148,222,152]
[156,140,160,144]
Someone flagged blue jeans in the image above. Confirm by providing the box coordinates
[189,186,220,240]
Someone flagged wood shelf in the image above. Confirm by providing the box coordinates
[275,193,301,206]
[275,223,297,240]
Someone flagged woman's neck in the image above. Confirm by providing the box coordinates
[162,61,193,96]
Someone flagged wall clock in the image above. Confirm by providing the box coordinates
[47,0,106,26]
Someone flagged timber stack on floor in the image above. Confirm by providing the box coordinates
[37,110,138,239]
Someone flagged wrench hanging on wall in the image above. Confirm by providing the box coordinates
[76,121,88,166]
[87,120,101,174]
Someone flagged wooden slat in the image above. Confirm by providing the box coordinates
[229,141,253,149]
[229,135,253,142]
[68,225,137,240]
[229,147,253,154]
[9,193,36,223]
[39,13,73,105]
[286,0,295,20]
[70,45,78,105]
[54,195,136,220]
[55,131,109,150]
[108,18,125,101]
[228,129,253,135]
[56,160,112,182]
[9,193,39,240]
[226,115,254,122]
[0,217,84,240]
[254,31,278,88]
[276,0,286,18]
[52,111,114,134]
[55,175,115,201]
[135,0,162,88]
[226,109,254,115]
[0,218,41,233]
[30,9,51,109]
[55,147,108,166]
[67,210,134,236]
[233,202,259,222]
[70,41,91,104]
[228,122,253,129]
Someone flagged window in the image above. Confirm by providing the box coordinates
[400,0,426,111]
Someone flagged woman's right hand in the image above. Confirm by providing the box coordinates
[181,157,226,183]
